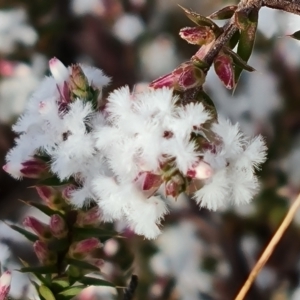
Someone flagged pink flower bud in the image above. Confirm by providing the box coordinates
[69,238,102,258]
[49,57,69,86]
[49,214,68,238]
[36,186,66,210]
[134,172,163,198]
[179,26,215,45]
[23,217,51,240]
[3,159,48,179]
[165,174,185,198]
[187,161,213,180]
[150,62,205,91]
[33,240,57,265]
[75,207,101,227]
[0,271,11,300]
[214,53,235,89]
[62,185,77,202]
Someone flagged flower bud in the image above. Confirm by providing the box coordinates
[49,214,68,239]
[0,271,11,300]
[23,217,51,240]
[33,240,57,265]
[214,52,235,89]
[187,161,213,179]
[69,65,89,97]
[49,57,69,86]
[165,174,186,198]
[179,26,214,45]
[36,186,66,210]
[69,238,102,259]
[3,159,48,179]
[75,207,101,227]
[150,62,205,91]
[62,185,77,203]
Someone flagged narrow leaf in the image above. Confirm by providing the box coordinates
[209,5,237,20]
[223,47,255,72]
[39,285,56,300]
[51,278,70,292]
[79,276,115,287]
[18,265,57,274]
[73,227,120,241]
[228,30,240,49]
[6,222,38,242]
[20,200,60,216]
[178,5,221,33]
[66,258,99,272]
[58,285,86,297]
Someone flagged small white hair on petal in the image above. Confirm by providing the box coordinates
[80,65,111,88]
[193,169,230,210]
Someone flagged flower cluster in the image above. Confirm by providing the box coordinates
[3,58,267,239]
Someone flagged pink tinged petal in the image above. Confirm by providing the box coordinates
[49,214,68,238]
[33,240,57,265]
[0,271,11,300]
[149,73,177,89]
[165,174,186,198]
[49,57,69,86]
[20,159,48,178]
[187,161,214,179]
[62,185,77,202]
[0,60,14,77]
[23,216,51,239]
[214,53,235,89]
[36,186,55,205]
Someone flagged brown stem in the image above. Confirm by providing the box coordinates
[234,193,300,300]
[263,0,300,15]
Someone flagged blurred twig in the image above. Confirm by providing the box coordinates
[235,193,300,300]
[123,275,138,300]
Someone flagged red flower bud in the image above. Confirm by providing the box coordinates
[33,240,57,265]
[49,214,68,238]
[214,52,235,89]
[69,238,102,258]
[179,26,214,45]
[75,207,101,227]
[23,217,51,240]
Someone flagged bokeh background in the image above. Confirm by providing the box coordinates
[1,0,300,299]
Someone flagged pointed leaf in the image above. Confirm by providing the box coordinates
[235,9,258,88]
[66,258,99,272]
[6,223,38,242]
[223,47,255,72]
[228,30,240,49]
[79,276,115,288]
[209,5,237,20]
[20,200,61,216]
[58,285,86,298]
[73,227,120,241]
[178,5,221,33]
[39,285,56,300]
[20,259,50,285]
[52,277,70,292]
[288,30,300,40]
[235,11,250,30]
[18,265,57,274]
[38,176,71,187]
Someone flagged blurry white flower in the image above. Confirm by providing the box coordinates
[71,0,105,16]
[113,14,145,44]
[0,8,37,54]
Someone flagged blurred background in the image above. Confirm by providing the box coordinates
[1,0,300,299]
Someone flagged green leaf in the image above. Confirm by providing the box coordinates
[79,276,115,288]
[73,227,120,241]
[66,258,99,272]
[235,9,258,89]
[209,5,237,20]
[288,29,300,40]
[178,5,222,34]
[20,200,60,216]
[38,176,71,187]
[228,30,240,49]
[58,285,86,298]
[52,277,70,292]
[6,223,38,242]
[18,265,57,274]
[39,285,56,300]
[223,47,255,72]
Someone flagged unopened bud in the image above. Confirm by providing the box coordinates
[3,159,48,179]
[187,161,213,179]
[150,62,205,91]
[23,217,51,240]
[69,65,89,97]
[179,26,214,45]
[36,186,66,210]
[62,185,77,203]
[33,240,57,265]
[75,206,101,227]
[0,271,11,300]
[165,174,186,198]
[69,238,102,259]
[214,52,235,89]
[50,214,68,238]
[49,57,69,86]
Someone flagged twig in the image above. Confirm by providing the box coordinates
[234,193,300,300]
[123,275,138,300]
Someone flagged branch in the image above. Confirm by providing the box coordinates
[263,0,300,15]
[123,275,138,300]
